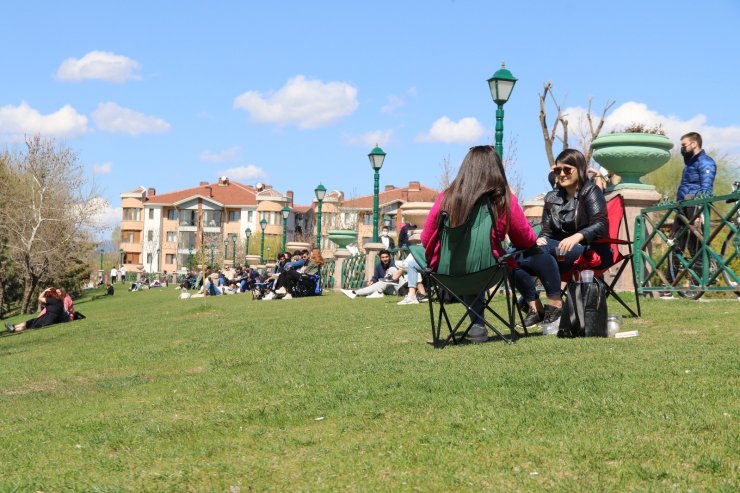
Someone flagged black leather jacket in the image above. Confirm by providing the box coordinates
[540,179,608,243]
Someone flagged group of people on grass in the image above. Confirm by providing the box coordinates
[5,287,77,334]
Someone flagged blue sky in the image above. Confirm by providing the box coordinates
[2,0,739,231]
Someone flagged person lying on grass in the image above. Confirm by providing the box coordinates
[5,287,67,333]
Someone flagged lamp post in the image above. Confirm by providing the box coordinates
[314,183,326,250]
[119,248,124,268]
[244,228,252,258]
[487,63,517,159]
[232,236,236,265]
[259,218,267,263]
[368,145,386,242]
[209,242,214,267]
[281,205,290,252]
[156,248,160,274]
[188,247,193,271]
[98,248,104,272]
[224,238,229,265]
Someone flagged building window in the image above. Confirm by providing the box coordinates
[165,254,176,265]
[179,209,197,227]
[123,208,141,221]
[121,231,140,243]
[247,210,254,222]
[363,214,372,226]
[228,210,240,222]
[179,231,196,250]
[146,253,152,265]
[166,231,176,242]
[167,208,178,221]
[148,208,154,220]
[147,230,154,241]
[203,210,222,227]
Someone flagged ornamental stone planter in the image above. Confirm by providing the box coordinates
[399,201,434,244]
[327,229,358,255]
[591,133,674,190]
[285,241,310,253]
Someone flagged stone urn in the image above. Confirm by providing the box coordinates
[399,201,434,244]
[327,229,358,255]
[591,133,674,189]
[286,241,311,253]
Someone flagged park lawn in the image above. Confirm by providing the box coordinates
[0,287,737,492]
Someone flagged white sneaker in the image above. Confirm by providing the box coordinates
[263,291,276,300]
[395,260,408,270]
[283,293,292,300]
[275,287,287,295]
[467,324,489,342]
[341,289,357,299]
[367,291,385,299]
[397,295,419,305]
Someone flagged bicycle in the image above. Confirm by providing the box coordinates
[667,181,740,299]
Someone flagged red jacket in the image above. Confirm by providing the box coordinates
[421,192,536,270]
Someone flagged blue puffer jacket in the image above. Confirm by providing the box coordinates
[677,150,716,201]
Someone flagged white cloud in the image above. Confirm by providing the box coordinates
[0,101,88,141]
[55,51,142,83]
[86,197,120,231]
[564,101,740,153]
[92,102,171,135]
[200,146,241,163]
[234,75,358,129]
[92,162,113,174]
[416,116,485,144]
[220,165,266,181]
[343,130,394,148]
[381,95,405,114]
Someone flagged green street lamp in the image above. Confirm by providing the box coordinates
[224,238,229,264]
[244,228,252,258]
[259,218,267,263]
[487,62,517,160]
[368,145,386,242]
[209,242,215,267]
[314,183,326,250]
[281,205,290,252]
[98,248,104,271]
[232,236,237,265]
[119,248,124,268]
[383,215,392,229]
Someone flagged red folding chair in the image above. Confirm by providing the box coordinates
[561,194,641,317]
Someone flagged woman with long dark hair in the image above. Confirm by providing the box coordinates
[514,148,613,326]
[421,145,562,341]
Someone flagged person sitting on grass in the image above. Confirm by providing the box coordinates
[59,287,75,321]
[106,283,114,295]
[5,287,66,333]
[341,249,404,299]
[266,248,324,300]
[396,255,429,305]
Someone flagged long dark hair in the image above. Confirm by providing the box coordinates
[440,145,511,233]
[554,148,588,190]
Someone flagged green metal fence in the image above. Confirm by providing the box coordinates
[634,189,740,298]
[341,254,367,290]
[320,258,335,290]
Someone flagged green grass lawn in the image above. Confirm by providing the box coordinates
[1,287,738,492]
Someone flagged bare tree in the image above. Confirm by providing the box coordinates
[438,153,455,191]
[1,136,102,312]
[539,82,615,167]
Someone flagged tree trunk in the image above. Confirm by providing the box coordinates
[21,274,39,314]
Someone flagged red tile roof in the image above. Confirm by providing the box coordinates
[341,182,439,210]
[145,180,258,207]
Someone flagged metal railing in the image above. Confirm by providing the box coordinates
[341,253,367,290]
[320,258,335,290]
[634,187,740,298]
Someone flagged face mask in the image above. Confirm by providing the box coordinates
[680,144,694,158]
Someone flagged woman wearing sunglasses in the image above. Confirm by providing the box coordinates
[513,148,613,328]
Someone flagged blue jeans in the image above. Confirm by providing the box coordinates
[406,257,422,287]
[464,293,486,326]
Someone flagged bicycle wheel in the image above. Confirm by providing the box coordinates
[720,230,740,296]
[667,250,705,300]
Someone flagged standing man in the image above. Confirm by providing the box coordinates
[379,225,395,251]
[110,266,118,285]
[119,264,126,284]
[671,132,717,273]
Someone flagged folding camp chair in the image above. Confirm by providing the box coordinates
[412,198,521,349]
[561,193,641,318]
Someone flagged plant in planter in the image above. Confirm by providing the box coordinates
[591,122,674,189]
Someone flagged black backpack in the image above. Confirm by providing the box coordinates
[558,277,608,338]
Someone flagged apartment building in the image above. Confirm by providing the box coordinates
[120,177,297,273]
[120,178,438,273]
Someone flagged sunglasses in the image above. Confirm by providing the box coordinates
[553,166,575,176]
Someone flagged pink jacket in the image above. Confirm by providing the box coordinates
[421,192,536,270]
